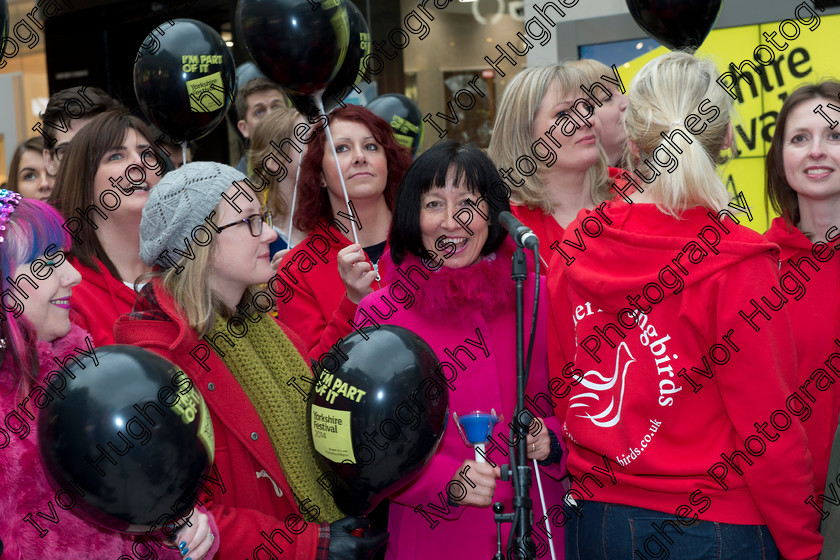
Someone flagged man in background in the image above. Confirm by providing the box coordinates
[37,86,125,176]
[234,77,288,173]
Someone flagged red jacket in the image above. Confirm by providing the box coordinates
[70,258,137,346]
[114,281,323,560]
[276,219,383,358]
[511,204,564,270]
[548,201,822,559]
[765,217,840,500]
[512,168,629,271]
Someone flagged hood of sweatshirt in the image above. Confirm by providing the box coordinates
[559,200,778,312]
[764,216,813,258]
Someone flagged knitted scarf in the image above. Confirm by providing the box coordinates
[208,313,343,523]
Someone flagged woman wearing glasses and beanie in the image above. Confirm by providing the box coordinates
[114,161,386,559]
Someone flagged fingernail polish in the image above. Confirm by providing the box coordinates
[179,542,187,550]
[181,548,189,556]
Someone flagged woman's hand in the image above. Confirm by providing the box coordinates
[337,244,376,304]
[451,460,500,508]
[167,508,216,559]
[327,516,388,560]
[526,418,551,462]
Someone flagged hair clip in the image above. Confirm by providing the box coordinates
[0,189,21,247]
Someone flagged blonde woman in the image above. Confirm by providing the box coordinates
[569,58,629,168]
[488,63,614,268]
[549,51,821,559]
[114,162,386,559]
[248,107,309,261]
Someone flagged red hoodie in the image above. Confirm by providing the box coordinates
[548,201,822,559]
[765,217,840,501]
[69,258,137,346]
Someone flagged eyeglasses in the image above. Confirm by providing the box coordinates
[216,211,273,237]
[53,144,69,162]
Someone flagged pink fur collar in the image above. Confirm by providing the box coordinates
[383,238,517,319]
[2,325,90,393]
[36,324,90,373]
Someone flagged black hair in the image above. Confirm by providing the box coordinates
[390,140,510,265]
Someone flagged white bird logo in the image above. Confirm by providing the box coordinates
[569,341,636,428]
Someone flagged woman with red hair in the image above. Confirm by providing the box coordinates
[276,105,412,358]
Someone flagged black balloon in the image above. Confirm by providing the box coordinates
[0,0,8,68]
[38,345,214,534]
[287,0,370,118]
[366,94,424,156]
[309,325,447,516]
[236,0,350,96]
[625,0,722,52]
[134,19,236,142]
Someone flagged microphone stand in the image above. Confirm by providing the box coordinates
[492,245,535,560]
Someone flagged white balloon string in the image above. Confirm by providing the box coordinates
[533,458,557,560]
[287,148,303,249]
[314,91,359,245]
[181,142,187,167]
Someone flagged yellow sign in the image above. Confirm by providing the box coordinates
[311,405,355,464]
[617,10,840,233]
[186,72,225,113]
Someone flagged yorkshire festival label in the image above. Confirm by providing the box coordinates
[311,405,355,464]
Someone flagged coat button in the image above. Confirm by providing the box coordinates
[207,382,215,391]
[251,432,259,440]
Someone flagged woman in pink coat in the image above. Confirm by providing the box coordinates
[0,195,218,559]
[354,141,566,559]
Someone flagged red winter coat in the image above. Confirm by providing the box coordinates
[0,324,219,559]
[276,219,384,359]
[114,280,324,560]
[69,257,138,346]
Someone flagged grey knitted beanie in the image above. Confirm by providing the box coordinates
[140,161,248,268]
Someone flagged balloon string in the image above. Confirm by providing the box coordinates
[314,92,359,245]
[287,149,303,249]
[181,142,187,167]
[533,458,557,560]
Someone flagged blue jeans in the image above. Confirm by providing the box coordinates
[565,501,779,560]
